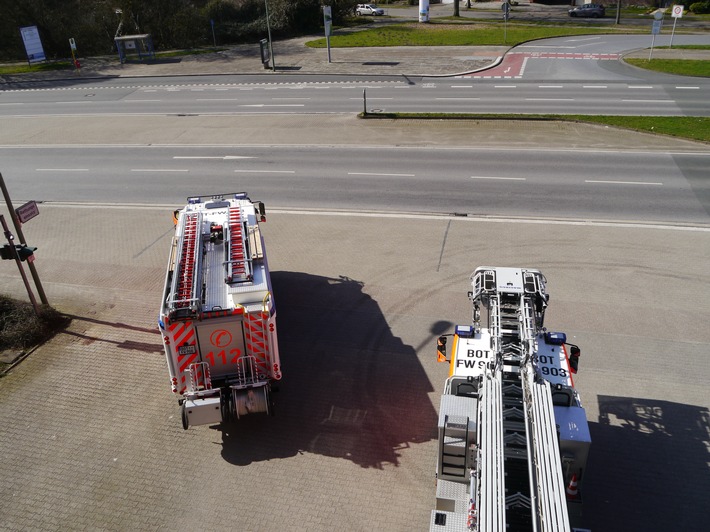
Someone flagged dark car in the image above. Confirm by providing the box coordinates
[568,3,606,17]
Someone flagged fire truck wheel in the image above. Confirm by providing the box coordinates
[180,403,189,430]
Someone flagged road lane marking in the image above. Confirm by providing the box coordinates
[583,85,608,89]
[131,168,189,172]
[234,169,294,173]
[124,99,161,102]
[470,176,526,182]
[585,180,663,186]
[627,85,653,89]
[494,85,517,88]
[451,85,474,88]
[196,98,240,101]
[539,85,563,88]
[173,156,255,160]
[621,99,673,103]
[239,104,305,107]
[525,98,574,101]
[675,86,700,90]
[435,97,481,101]
[348,172,415,177]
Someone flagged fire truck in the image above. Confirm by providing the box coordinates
[158,193,280,429]
[431,267,591,531]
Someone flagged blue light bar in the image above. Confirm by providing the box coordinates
[544,331,566,345]
[455,325,474,338]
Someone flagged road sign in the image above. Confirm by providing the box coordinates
[15,201,39,223]
[69,37,76,51]
[652,19,663,35]
[672,5,684,18]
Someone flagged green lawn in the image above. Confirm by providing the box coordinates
[308,22,641,48]
[625,58,710,77]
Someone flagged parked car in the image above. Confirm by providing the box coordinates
[356,4,385,16]
[568,3,605,17]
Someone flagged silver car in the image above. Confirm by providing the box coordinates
[356,4,385,16]
[568,3,606,17]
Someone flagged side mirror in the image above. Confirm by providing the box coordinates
[437,336,448,362]
[568,344,581,374]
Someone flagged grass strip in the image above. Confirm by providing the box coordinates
[358,113,710,143]
[625,58,710,77]
[308,21,645,48]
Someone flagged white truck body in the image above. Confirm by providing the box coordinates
[431,267,591,531]
[158,193,280,429]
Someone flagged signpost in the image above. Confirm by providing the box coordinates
[502,2,510,43]
[16,201,39,224]
[669,5,684,49]
[323,6,332,63]
[649,10,665,61]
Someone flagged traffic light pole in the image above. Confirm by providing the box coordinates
[0,172,48,305]
[1,215,40,315]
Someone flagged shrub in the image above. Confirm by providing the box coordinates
[690,1,710,14]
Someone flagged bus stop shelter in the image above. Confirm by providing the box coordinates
[114,34,155,63]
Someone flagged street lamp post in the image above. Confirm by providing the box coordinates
[264,0,275,71]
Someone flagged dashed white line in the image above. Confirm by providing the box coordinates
[435,97,481,101]
[494,85,517,89]
[348,172,415,177]
[131,168,189,172]
[627,85,654,89]
[234,170,294,174]
[539,85,563,89]
[173,156,255,160]
[470,176,526,181]
[583,85,608,89]
[124,99,161,102]
[196,98,240,101]
[621,99,673,103]
[36,168,88,172]
[525,98,574,101]
[675,86,700,90]
[585,180,663,186]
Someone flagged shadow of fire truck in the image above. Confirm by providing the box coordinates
[219,271,437,468]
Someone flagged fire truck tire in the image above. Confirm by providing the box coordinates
[181,403,189,430]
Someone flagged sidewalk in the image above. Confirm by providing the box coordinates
[0,35,508,84]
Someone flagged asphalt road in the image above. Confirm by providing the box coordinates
[1,141,709,224]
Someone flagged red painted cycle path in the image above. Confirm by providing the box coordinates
[458,52,622,79]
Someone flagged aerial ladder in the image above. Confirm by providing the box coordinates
[432,267,591,532]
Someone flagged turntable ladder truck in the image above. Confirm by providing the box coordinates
[158,193,280,429]
[432,267,591,531]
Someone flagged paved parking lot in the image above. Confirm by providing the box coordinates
[0,203,708,530]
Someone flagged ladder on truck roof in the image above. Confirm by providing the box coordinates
[168,211,204,318]
[226,205,252,284]
[473,268,570,532]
